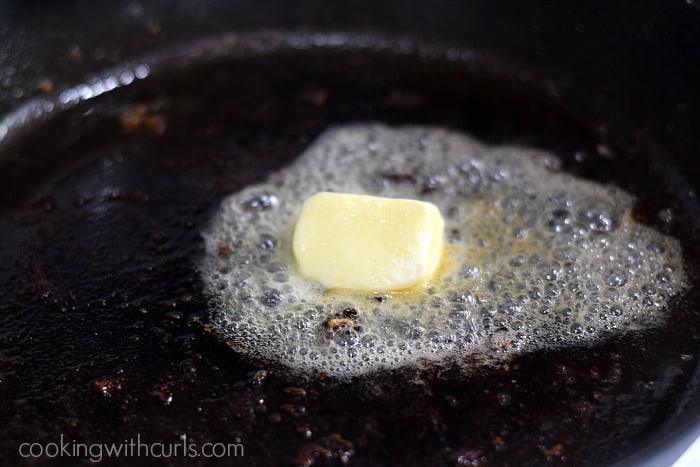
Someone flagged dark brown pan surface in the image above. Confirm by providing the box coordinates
[1,40,699,466]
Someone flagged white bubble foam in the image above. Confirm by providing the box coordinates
[201,124,689,379]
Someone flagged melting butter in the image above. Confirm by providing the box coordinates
[201,124,689,379]
[292,192,445,291]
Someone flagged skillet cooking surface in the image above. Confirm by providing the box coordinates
[1,35,700,466]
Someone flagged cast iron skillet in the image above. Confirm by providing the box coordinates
[1,1,700,466]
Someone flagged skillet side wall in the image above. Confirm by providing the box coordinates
[1,0,699,178]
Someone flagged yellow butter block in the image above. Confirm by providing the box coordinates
[292,192,445,291]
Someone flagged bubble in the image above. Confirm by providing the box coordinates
[578,202,619,232]
[201,124,689,380]
[543,209,573,233]
[332,329,358,347]
[360,334,378,348]
[261,291,283,307]
[243,192,278,211]
[258,233,276,250]
[604,270,628,287]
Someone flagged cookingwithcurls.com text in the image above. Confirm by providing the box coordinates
[18,434,244,462]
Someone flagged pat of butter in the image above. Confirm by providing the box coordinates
[292,192,445,291]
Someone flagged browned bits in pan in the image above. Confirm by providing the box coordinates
[37,78,54,94]
[324,318,354,329]
[90,377,123,397]
[118,104,167,135]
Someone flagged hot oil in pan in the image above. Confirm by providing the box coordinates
[0,40,699,466]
